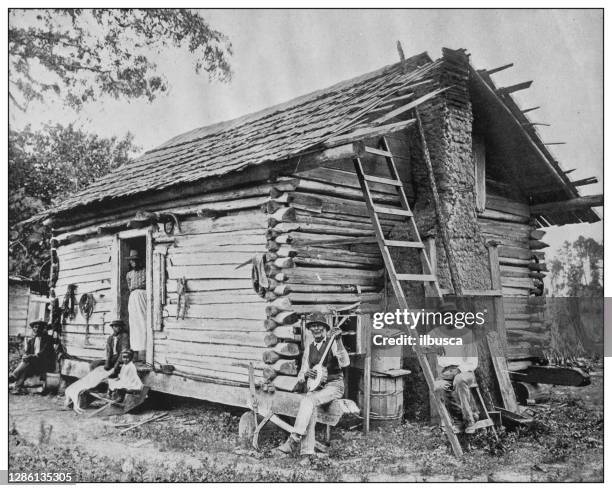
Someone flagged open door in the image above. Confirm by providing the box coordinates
[112,229,153,364]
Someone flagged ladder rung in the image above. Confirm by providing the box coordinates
[363,174,402,187]
[396,274,437,282]
[364,146,393,158]
[373,205,413,217]
[384,240,424,248]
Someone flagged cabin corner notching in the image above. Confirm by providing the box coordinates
[43,47,600,418]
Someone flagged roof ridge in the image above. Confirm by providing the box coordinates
[149,51,432,154]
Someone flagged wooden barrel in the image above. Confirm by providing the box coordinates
[358,375,403,422]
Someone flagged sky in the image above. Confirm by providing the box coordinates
[10,9,603,254]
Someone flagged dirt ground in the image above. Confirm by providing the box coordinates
[8,372,603,482]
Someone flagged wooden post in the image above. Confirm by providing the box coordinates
[363,314,372,434]
[486,332,519,413]
[110,235,121,321]
[421,237,437,297]
[486,240,507,352]
[146,227,155,365]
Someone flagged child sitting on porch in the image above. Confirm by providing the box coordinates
[107,349,143,402]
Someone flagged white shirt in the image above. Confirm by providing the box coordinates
[34,337,41,355]
[107,362,144,391]
[431,327,479,373]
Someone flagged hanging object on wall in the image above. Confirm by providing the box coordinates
[161,212,181,234]
[62,284,77,323]
[78,293,95,325]
[176,277,187,320]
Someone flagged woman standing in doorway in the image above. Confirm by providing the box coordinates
[126,249,146,361]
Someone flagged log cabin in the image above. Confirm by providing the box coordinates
[36,48,601,426]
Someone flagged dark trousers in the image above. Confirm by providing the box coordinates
[11,358,46,388]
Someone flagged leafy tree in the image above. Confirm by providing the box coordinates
[9,124,139,278]
[549,236,603,297]
[9,8,232,110]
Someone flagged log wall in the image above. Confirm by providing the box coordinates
[54,235,114,360]
[478,192,549,358]
[153,208,271,386]
[9,282,30,338]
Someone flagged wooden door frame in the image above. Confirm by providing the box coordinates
[111,226,155,364]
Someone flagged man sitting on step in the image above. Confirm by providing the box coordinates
[9,320,55,394]
[431,302,480,434]
[275,312,349,459]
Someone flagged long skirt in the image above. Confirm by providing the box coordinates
[128,288,147,352]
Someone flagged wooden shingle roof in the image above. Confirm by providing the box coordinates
[52,52,437,214]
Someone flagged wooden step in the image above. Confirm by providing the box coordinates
[373,205,413,217]
[364,146,393,158]
[363,174,402,187]
[384,240,424,248]
[396,273,436,282]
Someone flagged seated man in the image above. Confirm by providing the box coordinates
[91,319,130,371]
[275,312,349,459]
[107,349,144,402]
[9,320,55,394]
[431,303,480,434]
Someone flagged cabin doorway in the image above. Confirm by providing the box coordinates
[117,233,150,363]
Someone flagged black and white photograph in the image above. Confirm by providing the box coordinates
[3,6,605,484]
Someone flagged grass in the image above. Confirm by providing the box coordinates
[8,380,603,482]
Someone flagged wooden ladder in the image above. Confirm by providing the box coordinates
[353,136,464,457]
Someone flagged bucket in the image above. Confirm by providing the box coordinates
[358,375,403,424]
[371,328,402,373]
[43,372,61,394]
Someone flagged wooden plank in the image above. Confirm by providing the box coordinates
[165,329,269,347]
[169,252,259,266]
[59,253,112,271]
[165,302,266,320]
[323,119,415,147]
[478,209,530,224]
[167,290,264,305]
[177,212,268,235]
[485,194,530,218]
[530,194,603,215]
[163,318,265,332]
[473,135,486,213]
[167,264,252,280]
[363,314,372,434]
[487,242,508,353]
[486,331,519,412]
[57,262,111,280]
[142,371,357,425]
[166,279,253,293]
[276,267,384,285]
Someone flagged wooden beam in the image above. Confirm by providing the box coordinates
[486,63,514,75]
[323,119,415,148]
[571,176,598,187]
[498,81,532,94]
[363,315,372,434]
[372,87,451,125]
[486,332,519,412]
[530,194,603,215]
[522,106,540,113]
